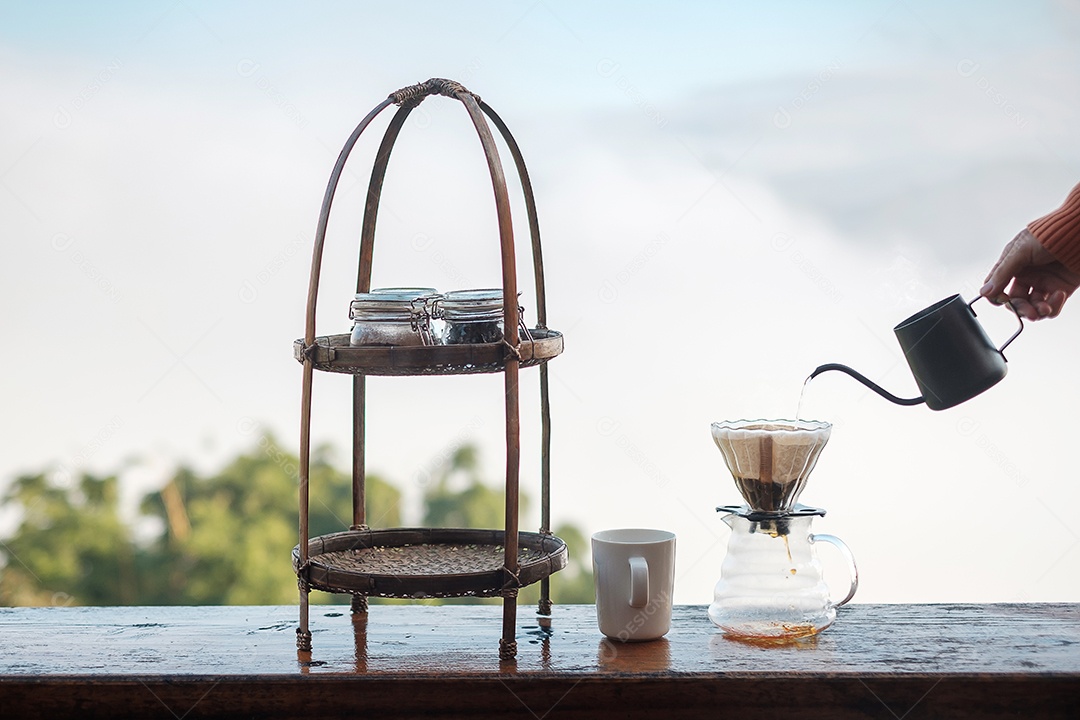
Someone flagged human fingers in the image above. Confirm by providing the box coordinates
[1045,289,1069,318]
[1007,291,1060,319]
[1002,279,1041,319]
[981,258,1014,299]
[981,229,1049,300]
[981,235,1026,298]
[1006,296,1043,321]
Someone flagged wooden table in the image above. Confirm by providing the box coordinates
[1,603,1077,718]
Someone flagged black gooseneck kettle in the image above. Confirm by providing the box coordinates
[811,294,1024,411]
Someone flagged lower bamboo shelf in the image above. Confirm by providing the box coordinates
[293,528,568,598]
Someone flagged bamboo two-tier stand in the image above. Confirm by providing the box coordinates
[292,78,566,660]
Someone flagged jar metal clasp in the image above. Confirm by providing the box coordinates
[410,296,436,346]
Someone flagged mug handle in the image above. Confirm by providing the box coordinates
[968,296,1024,353]
[809,533,859,607]
[628,556,649,608]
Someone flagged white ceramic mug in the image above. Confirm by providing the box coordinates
[592,528,676,642]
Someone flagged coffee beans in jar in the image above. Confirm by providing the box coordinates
[439,289,506,345]
[349,289,439,346]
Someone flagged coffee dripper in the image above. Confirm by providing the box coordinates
[708,420,858,640]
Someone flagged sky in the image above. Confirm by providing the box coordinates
[2,1,1079,607]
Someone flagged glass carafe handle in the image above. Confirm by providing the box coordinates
[809,533,859,607]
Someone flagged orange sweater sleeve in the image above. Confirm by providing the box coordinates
[1028,182,1080,275]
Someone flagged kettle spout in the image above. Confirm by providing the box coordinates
[809,363,925,406]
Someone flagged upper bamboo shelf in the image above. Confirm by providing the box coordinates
[294,329,563,376]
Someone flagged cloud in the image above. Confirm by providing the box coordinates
[572,57,1080,273]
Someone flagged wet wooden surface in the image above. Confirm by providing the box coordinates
[1,603,1078,718]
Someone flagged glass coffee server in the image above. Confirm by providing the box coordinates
[292,79,567,660]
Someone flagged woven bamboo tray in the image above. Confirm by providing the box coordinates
[294,328,563,376]
[294,528,568,598]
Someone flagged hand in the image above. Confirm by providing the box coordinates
[980,229,1080,320]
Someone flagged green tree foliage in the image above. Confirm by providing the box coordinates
[421,444,594,605]
[135,436,401,605]
[423,444,506,529]
[0,438,592,607]
[0,473,136,606]
[521,522,594,606]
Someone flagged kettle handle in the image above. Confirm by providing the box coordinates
[809,533,859,607]
[968,296,1024,354]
